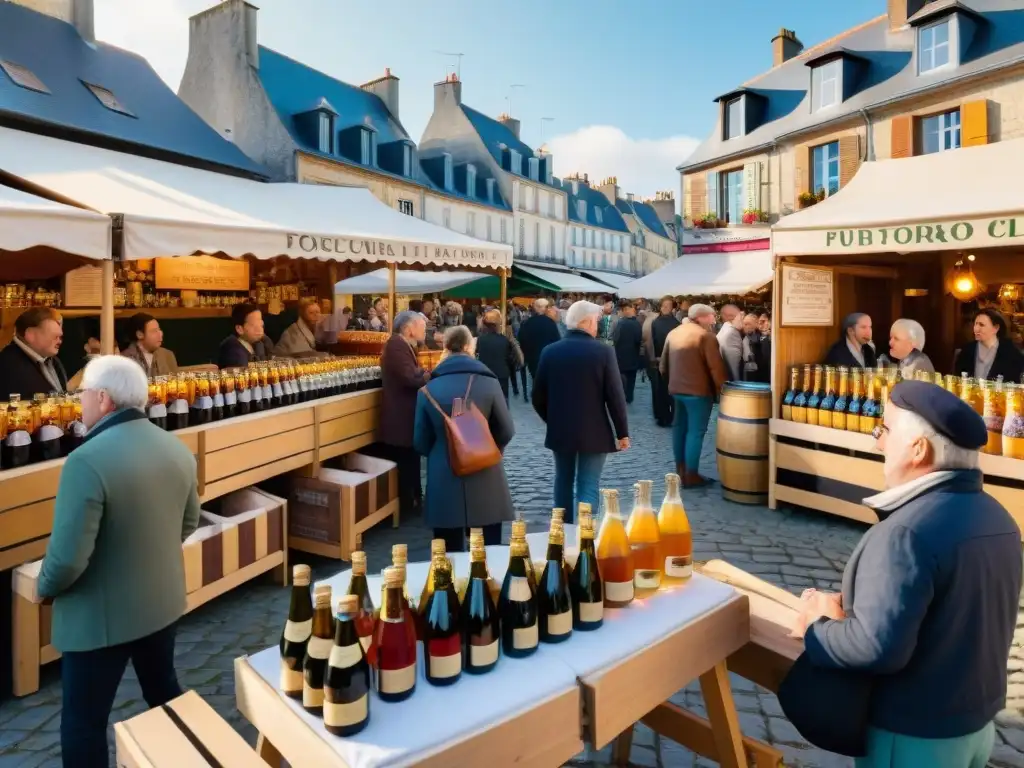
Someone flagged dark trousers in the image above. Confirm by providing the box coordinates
[620,369,637,404]
[370,444,421,514]
[498,376,509,403]
[516,367,531,398]
[649,364,673,426]
[62,621,181,768]
[434,522,503,552]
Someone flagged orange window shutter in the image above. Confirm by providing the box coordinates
[688,176,707,218]
[962,100,989,147]
[891,115,914,158]
[839,134,862,188]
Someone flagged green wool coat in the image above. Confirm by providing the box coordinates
[38,408,201,653]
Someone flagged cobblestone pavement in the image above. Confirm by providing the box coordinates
[2,381,1023,767]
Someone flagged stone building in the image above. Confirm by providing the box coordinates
[557,173,631,275]
[589,178,677,276]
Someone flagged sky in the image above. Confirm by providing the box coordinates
[94,0,884,200]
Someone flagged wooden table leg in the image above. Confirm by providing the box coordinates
[611,725,634,767]
[256,733,283,767]
[12,593,41,697]
[700,661,750,768]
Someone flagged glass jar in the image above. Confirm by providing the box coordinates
[959,373,983,416]
[1002,385,1024,460]
[982,379,1005,456]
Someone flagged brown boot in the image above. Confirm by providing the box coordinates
[675,462,687,479]
[683,471,712,489]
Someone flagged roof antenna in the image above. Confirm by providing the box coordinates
[433,51,464,81]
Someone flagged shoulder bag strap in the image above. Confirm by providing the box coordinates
[463,374,475,402]
[420,386,450,420]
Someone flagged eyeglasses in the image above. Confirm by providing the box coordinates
[871,424,889,440]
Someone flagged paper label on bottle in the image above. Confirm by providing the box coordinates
[262,386,274,401]
[282,380,294,396]
[604,581,634,603]
[38,425,63,442]
[306,635,333,660]
[169,399,190,415]
[429,651,462,679]
[328,643,364,668]
[191,396,214,410]
[506,575,532,602]
[546,610,572,637]
[665,556,693,579]
[238,389,252,404]
[578,601,604,623]
[470,640,499,667]
[212,393,225,408]
[272,383,285,398]
[358,634,372,653]
[224,391,238,406]
[379,663,416,694]
[147,403,167,419]
[302,684,324,708]
[5,430,30,447]
[283,619,312,643]
[513,621,539,650]
[634,570,662,590]
[280,660,303,692]
[323,694,368,728]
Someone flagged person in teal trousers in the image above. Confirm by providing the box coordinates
[37,356,200,768]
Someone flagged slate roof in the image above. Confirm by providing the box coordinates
[616,198,672,239]
[460,104,560,190]
[680,0,1024,171]
[555,178,629,232]
[0,2,266,178]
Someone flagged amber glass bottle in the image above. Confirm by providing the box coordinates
[570,510,603,631]
[323,594,370,737]
[596,489,634,607]
[537,520,573,644]
[657,473,692,584]
[302,585,335,714]
[3,395,32,469]
[626,480,662,596]
[346,551,375,653]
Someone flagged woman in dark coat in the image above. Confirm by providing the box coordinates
[475,308,522,401]
[953,308,1024,382]
[824,312,877,369]
[414,325,516,552]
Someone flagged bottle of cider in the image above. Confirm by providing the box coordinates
[248,363,264,413]
[509,518,537,593]
[791,364,812,423]
[423,556,462,686]
[859,369,880,434]
[190,372,213,426]
[147,375,168,430]
[373,567,417,702]
[818,366,837,425]
[462,538,501,673]
[596,489,634,607]
[551,508,565,525]
[323,595,370,737]
[3,396,33,471]
[269,361,285,409]
[657,473,692,584]
[279,565,313,699]
[781,366,800,420]
[538,519,573,644]
[626,480,662,596]
[236,367,252,416]
[805,365,825,426]
[302,585,335,714]
[168,372,191,431]
[209,372,223,422]
[846,368,864,431]
[390,544,413,619]
[60,394,85,455]
[220,369,237,420]
[570,509,603,631]
[831,367,850,430]
[34,395,64,462]
[498,537,539,658]
[260,363,274,410]
[346,551,375,653]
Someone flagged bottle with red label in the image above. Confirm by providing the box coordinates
[373,566,417,702]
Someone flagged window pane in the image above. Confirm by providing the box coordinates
[933,20,949,45]
[726,98,743,139]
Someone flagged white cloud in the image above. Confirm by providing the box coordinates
[545,126,699,208]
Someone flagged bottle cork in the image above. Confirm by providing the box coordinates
[384,566,403,587]
[577,502,592,517]
[350,551,366,575]
[551,508,565,523]
[392,543,408,564]
[511,519,527,539]
[337,594,359,614]
[469,527,484,539]
[292,564,311,586]
[430,538,446,556]
[314,585,332,608]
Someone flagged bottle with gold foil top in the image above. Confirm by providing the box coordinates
[417,539,449,640]
[960,372,983,415]
[498,537,539,658]
[818,366,837,425]
[389,544,413,619]
[657,473,692,583]
[248,363,264,412]
[269,360,285,408]
[791,364,812,423]
[596,489,634,607]
[570,509,603,630]
[805,365,825,426]
[168,372,191,431]
[831,367,850,430]
[462,538,500,674]
[626,480,662,596]
[982,378,1006,455]
[551,508,565,525]
[510,518,537,593]
[190,372,213,426]
[302,585,335,714]
[537,519,573,644]
[373,567,417,702]
[346,551,375,653]
[280,564,313,699]
[781,366,800,421]
[147,375,168,430]
[859,369,881,434]
[465,529,501,605]
[323,594,370,737]
[1002,384,1024,460]
[846,369,864,431]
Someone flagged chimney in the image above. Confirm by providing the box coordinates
[771,28,803,67]
[11,0,93,41]
[433,72,462,111]
[361,67,400,120]
[497,112,521,140]
[888,0,927,30]
[646,191,676,224]
[596,176,618,205]
[243,2,259,69]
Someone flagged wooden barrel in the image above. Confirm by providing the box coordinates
[716,382,771,505]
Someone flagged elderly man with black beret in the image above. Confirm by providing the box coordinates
[785,380,1021,767]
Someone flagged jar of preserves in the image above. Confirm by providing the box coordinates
[148,375,168,430]
[1002,384,1024,460]
[2,395,33,469]
[210,371,223,421]
[35,395,64,462]
[943,374,960,398]
[236,368,253,416]
[959,373,983,416]
[220,369,236,419]
[982,379,1006,456]
[168,372,191,431]
[191,372,213,426]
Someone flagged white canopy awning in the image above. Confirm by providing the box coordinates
[516,264,614,294]
[0,183,110,260]
[335,268,488,295]
[580,269,635,291]
[0,127,512,269]
[616,250,774,299]
[773,139,1024,256]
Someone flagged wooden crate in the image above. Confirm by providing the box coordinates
[115,690,263,767]
[288,452,399,561]
[316,390,381,464]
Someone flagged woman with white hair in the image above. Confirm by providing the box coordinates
[888,318,935,379]
[37,356,201,767]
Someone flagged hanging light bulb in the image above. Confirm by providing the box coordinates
[948,254,982,301]
[1000,283,1021,301]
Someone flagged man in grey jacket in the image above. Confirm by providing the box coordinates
[716,304,744,382]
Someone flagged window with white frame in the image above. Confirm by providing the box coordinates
[443,207,451,228]
[401,144,412,177]
[595,208,603,225]
[811,60,841,112]
[397,199,414,216]
[501,218,508,244]
[812,141,840,197]
[528,157,539,181]
[534,221,541,257]
[485,178,496,202]
[466,164,476,197]
[467,211,476,236]
[724,97,743,140]
[918,19,951,74]
[318,112,332,154]
[360,129,377,166]
[720,169,744,223]
[486,216,493,241]
[577,200,586,221]
[510,149,522,175]
[921,109,961,154]
[443,154,453,191]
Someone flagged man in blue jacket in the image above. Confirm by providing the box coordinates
[532,300,629,523]
[791,380,1021,767]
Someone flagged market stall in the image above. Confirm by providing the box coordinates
[768,138,1024,528]
[616,249,774,300]
[514,263,618,295]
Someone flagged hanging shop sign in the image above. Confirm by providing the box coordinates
[774,215,1024,255]
[780,264,834,327]
[155,255,250,292]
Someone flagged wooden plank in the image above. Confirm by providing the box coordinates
[775,443,885,492]
[0,462,62,513]
[986,484,1024,531]
[185,552,284,612]
[166,691,266,767]
[770,418,877,453]
[200,453,314,503]
[0,500,55,550]
[288,535,343,560]
[0,538,49,572]
[203,408,315,453]
[317,431,378,465]
[12,592,40,697]
[581,595,749,749]
[700,661,749,768]
[727,643,794,695]
[114,705,210,768]
[319,409,379,449]
[642,702,782,768]
[176,430,200,456]
[316,391,382,421]
[205,429,315,483]
[773,485,879,525]
[256,735,283,767]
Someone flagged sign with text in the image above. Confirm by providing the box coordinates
[155,256,249,292]
[780,264,833,327]
[63,265,104,307]
[774,215,1024,255]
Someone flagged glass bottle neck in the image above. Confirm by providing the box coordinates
[382,586,405,621]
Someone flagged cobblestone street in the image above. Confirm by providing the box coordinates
[1,382,1023,767]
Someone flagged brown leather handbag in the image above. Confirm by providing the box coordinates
[420,375,502,477]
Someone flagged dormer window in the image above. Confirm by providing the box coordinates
[401,144,413,177]
[577,200,586,220]
[918,19,952,74]
[509,149,522,175]
[595,208,603,225]
[724,97,743,140]
[571,180,579,195]
[811,60,841,112]
[318,112,333,154]
[360,128,378,167]
[528,157,539,181]
[466,164,477,198]
[82,81,133,117]
[485,178,496,202]
[443,154,454,191]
